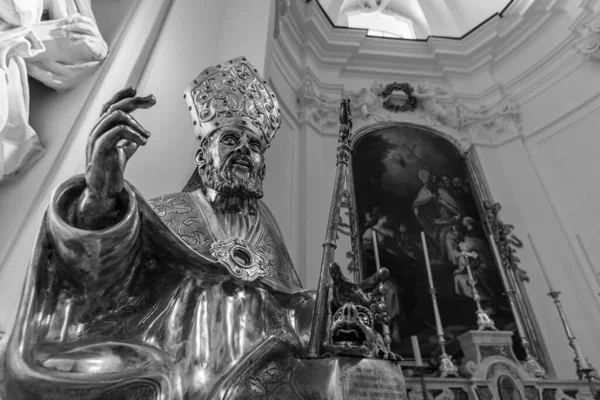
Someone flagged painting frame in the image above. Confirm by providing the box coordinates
[346,121,549,369]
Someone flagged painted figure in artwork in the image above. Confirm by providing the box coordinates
[0,0,108,182]
[0,57,390,400]
[352,126,514,359]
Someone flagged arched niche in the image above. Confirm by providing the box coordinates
[345,121,545,368]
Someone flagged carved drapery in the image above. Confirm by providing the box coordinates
[0,0,108,183]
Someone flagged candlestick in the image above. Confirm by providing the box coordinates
[420,232,458,377]
[421,232,435,287]
[372,230,392,352]
[547,290,598,384]
[529,233,593,379]
[459,248,497,331]
[576,235,600,294]
[527,234,554,291]
[411,335,423,367]
[489,234,546,378]
[417,365,430,400]
[307,98,352,357]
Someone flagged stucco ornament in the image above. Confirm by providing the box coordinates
[574,11,600,61]
[339,0,392,15]
[0,0,108,183]
[413,81,459,127]
[296,78,521,146]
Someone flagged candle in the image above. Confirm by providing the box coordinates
[527,233,554,291]
[421,232,444,338]
[421,232,434,288]
[372,230,382,272]
[411,335,423,367]
[489,234,510,288]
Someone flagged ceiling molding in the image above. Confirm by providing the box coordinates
[268,0,600,148]
[272,0,596,109]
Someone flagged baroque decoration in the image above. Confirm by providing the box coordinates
[274,0,291,39]
[483,201,528,282]
[295,77,522,147]
[574,11,600,61]
[380,82,418,113]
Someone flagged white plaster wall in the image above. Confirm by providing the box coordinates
[527,104,600,281]
[125,0,228,197]
[450,0,508,31]
[477,138,600,379]
[127,0,278,198]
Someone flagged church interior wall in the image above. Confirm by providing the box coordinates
[125,0,229,198]
[1,0,600,387]
[272,0,600,379]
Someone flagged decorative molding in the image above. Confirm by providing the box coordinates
[574,11,600,61]
[458,98,521,146]
[273,0,290,39]
[295,77,521,147]
[271,0,599,127]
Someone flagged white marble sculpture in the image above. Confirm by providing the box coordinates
[339,0,392,15]
[0,0,108,182]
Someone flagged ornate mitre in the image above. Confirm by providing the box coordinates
[183,56,281,146]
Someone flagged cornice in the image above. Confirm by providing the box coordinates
[286,0,575,81]
[294,78,520,147]
[284,0,592,84]
[269,0,600,148]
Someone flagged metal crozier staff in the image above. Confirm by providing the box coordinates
[307,98,354,357]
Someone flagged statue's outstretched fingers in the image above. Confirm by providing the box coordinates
[87,111,151,162]
[100,86,137,115]
[94,125,148,152]
[105,95,156,115]
[117,141,141,168]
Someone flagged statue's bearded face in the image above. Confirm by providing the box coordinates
[197,126,267,199]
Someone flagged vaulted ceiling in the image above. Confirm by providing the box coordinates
[317,0,513,39]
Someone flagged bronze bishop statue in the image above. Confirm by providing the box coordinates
[0,57,394,400]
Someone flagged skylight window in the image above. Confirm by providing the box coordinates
[347,11,416,39]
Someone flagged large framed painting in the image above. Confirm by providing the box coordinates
[347,122,537,364]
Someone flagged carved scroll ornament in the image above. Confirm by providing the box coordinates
[296,78,522,147]
[574,12,600,61]
[483,201,529,282]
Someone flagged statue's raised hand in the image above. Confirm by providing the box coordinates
[330,262,390,325]
[78,87,155,229]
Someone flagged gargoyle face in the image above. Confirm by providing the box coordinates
[329,303,375,357]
